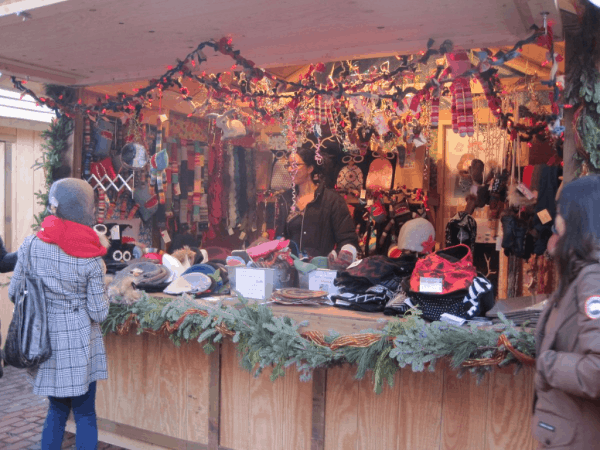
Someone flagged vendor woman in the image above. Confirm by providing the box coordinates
[276,147,358,258]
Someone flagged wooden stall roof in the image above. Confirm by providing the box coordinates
[0,0,562,86]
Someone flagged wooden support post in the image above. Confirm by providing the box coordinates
[208,343,222,450]
[311,367,327,450]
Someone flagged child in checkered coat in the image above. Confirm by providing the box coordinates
[9,178,109,449]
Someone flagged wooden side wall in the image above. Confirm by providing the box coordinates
[0,127,47,344]
[98,333,537,450]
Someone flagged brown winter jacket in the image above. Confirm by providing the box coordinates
[533,263,600,449]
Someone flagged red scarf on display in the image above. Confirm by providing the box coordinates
[37,215,107,258]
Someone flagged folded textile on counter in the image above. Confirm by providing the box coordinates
[486,296,546,326]
[269,288,331,306]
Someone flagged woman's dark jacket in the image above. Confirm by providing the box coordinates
[276,183,358,257]
[0,236,17,273]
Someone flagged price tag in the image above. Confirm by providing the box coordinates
[110,225,120,240]
[161,229,171,244]
[228,228,234,236]
[440,313,466,327]
[239,231,246,240]
[360,189,367,199]
[158,114,169,123]
[516,182,536,200]
[251,226,258,232]
[419,277,443,294]
[537,209,552,224]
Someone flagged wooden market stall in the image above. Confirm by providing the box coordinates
[0,1,576,450]
[87,301,539,450]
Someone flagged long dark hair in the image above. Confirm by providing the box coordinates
[554,175,600,298]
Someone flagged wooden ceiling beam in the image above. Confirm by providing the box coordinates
[0,0,69,18]
[0,57,77,84]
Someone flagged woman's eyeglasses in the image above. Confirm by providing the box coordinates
[284,163,305,170]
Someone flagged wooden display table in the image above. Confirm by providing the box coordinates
[83,299,538,450]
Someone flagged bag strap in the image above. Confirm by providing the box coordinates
[24,236,36,277]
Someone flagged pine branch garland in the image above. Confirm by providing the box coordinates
[103,295,537,393]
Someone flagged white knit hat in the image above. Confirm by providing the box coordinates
[397,218,435,253]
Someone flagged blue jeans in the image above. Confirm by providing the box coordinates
[41,381,98,450]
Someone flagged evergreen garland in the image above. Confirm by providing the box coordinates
[32,86,75,228]
[102,295,536,393]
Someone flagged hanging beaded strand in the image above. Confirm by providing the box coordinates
[283,108,300,212]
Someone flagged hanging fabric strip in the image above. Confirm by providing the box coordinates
[171,139,181,197]
[120,195,128,220]
[96,190,106,224]
[193,141,204,223]
[208,134,224,226]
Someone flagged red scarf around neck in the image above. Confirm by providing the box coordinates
[37,215,107,258]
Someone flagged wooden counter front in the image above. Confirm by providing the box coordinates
[91,308,538,450]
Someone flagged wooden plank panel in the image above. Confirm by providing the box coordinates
[357,371,401,450]
[185,340,210,445]
[207,343,221,449]
[485,366,536,450]
[311,368,327,450]
[281,367,313,450]
[440,367,489,450]
[219,340,251,450]
[124,332,147,430]
[113,332,134,426]
[136,334,162,432]
[12,129,35,250]
[249,366,284,450]
[158,337,188,439]
[96,332,118,422]
[399,368,444,450]
[324,365,359,450]
[0,141,5,242]
[32,131,45,219]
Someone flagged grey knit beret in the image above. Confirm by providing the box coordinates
[48,178,95,227]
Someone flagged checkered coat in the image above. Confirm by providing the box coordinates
[8,235,109,398]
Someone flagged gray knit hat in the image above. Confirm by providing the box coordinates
[47,178,95,227]
[397,218,435,253]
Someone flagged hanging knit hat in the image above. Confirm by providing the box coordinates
[47,178,96,227]
[397,218,436,253]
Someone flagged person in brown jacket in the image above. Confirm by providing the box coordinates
[533,175,600,449]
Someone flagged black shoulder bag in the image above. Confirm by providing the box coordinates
[3,237,52,369]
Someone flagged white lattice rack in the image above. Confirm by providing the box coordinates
[87,173,135,197]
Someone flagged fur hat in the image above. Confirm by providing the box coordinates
[48,178,95,227]
[397,218,436,253]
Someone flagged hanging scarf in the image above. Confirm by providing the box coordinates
[37,215,107,258]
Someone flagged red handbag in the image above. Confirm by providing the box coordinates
[409,244,477,295]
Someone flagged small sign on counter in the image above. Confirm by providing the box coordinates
[228,267,276,301]
[298,269,340,295]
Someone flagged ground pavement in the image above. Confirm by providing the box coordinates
[0,365,126,450]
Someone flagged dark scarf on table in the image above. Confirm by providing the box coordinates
[37,215,107,258]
